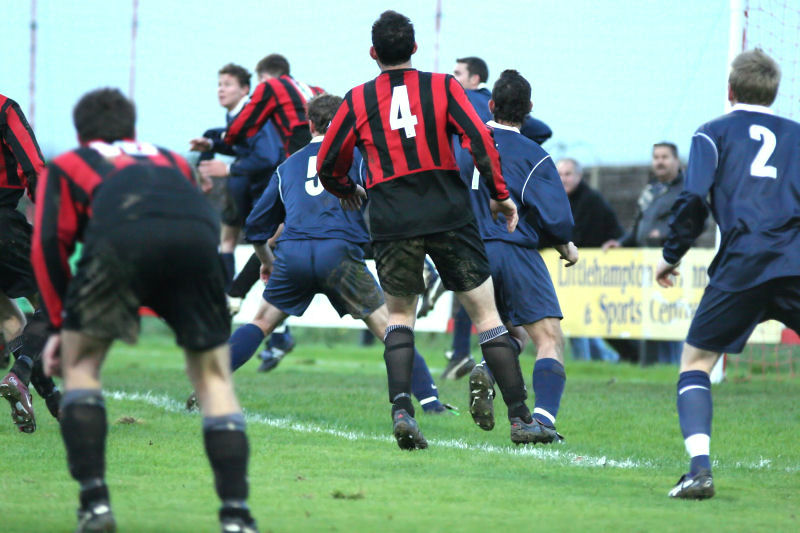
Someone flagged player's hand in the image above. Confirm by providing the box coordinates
[602,239,621,252]
[490,198,518,233]
[198,159,229,179]
[340,185,367,211]
[656,258,680,288]
[189,138,212,152]
[555,242,579,267]
[42,333,62,378]
[260,263,272,283]
[197,171,213,193]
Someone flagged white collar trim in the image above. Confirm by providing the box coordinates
[730,103,774,115]
[487,120,520,134]
[228,96,247,117]
[476,82,489,91]
[310,135,324,143]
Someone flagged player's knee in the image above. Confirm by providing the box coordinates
[528,319,564,356]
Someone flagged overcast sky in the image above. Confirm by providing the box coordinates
[2,1,796,165]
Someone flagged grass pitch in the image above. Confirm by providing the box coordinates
[2,319,798,532]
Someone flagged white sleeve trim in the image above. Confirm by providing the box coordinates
[275,168,284,203]
[520,155,551,206]
[694,132,719,169]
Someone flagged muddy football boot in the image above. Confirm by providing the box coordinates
[468,363,495,431]
[75,501,116,532]
[509,417,563,445]
[668,469,715,499]
[0,372,35,433]
[392,409,428,450]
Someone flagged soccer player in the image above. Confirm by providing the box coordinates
[33,89,258,533]
[457,70,578,443]
[225,53,323,156]
[453,56,552,144]
[0,93,62,432]
[223,94,451,416]
[656,49,800,499]
[318,11,538,450]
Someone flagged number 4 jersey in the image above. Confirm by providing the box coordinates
[316,69,508,241]
[663,103,800,291]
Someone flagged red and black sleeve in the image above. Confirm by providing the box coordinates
[2,99,45,199]
[444,76,508,200]
[30,161,83,329]
[317,94,358,198]
[225,82,278,145]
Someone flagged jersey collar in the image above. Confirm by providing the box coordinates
[310,135,324,143]
[487,120,520,134]
[730,103,774,115]
[228,96,248,118]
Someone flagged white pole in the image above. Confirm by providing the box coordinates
[433,0,442,72]
[711,0,746,384]
[28,0,37,128]
[129,0,139,99]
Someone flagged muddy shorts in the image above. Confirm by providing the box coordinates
[372,220,491,297]
[0,208,37,298]
[265,238,384,319]
[62,219,230,351]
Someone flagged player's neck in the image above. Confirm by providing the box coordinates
[379,60,413,72]
[495,119,522,129]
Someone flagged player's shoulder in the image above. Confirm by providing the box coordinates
[0,94,18,113]
[50,146,97,171]
[494,125,550,160]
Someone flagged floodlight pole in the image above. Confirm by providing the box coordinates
[29,0,37,128]
[129,0,139,99]
[433,0,442,72]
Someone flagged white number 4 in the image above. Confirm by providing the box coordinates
[389,85,418,138]
[749,125,777,179]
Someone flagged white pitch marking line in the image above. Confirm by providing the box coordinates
[106,390,797,472]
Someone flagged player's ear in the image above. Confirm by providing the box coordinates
[369,46,378,60]
[727,83,735,104]
[411,42,418,55]
[527,100,533,113]
[488,99,496,113]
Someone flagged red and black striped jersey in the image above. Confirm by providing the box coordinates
[225,75,324,154]
[0,94,45,208]
[31,141,199,329]
[316,69,508,240]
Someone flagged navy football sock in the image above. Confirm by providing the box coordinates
[677,370,713,475]
[451,306,472,361]
[220,252,235,288]
[532,357,566,427]
[229,324,265,371]
[410,349,441,411]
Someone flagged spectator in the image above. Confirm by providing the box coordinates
[603,142,686,364]
[557,157,622,362]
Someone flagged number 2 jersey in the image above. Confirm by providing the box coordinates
[316,69,508,241]
[663,103,800,291]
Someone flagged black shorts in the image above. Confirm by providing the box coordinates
[373,220,491,297]
[687,276,800,354]
[0,208,38,298]
[62,219,230,351]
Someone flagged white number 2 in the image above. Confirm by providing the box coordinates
[305,155,324,196]
[749,125,777,179]
[389,85,418,138]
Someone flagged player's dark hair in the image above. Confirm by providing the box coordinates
[256,54,290,77]
[653,142,678,158]
[729,48,781,106]
[456,57,489,83]
[73,88,135,143]
[307,94,341,134]
[218,63,251,89]
[371,11,415,66]
[491,70,531,125]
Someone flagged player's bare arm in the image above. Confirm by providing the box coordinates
[490,197,518,233]
[555,242,579,267]
[656,258,680,288]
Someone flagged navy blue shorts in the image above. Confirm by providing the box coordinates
[223,175,266,227]
[485,240,562,326]
[265,239,384,319]
[687,276,800,354]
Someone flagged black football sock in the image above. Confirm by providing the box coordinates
[9,355,33,385]
[60,389,109,508]
[10,309,51,386]
[228,253,261,298]
[383,325,415,417]
[203,414,253,523]
[478,326,531,423]
[30,358,61,418]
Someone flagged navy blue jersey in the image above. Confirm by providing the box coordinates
[458,122,573,249]
[245,138,369,245]
[663,104,800,291]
